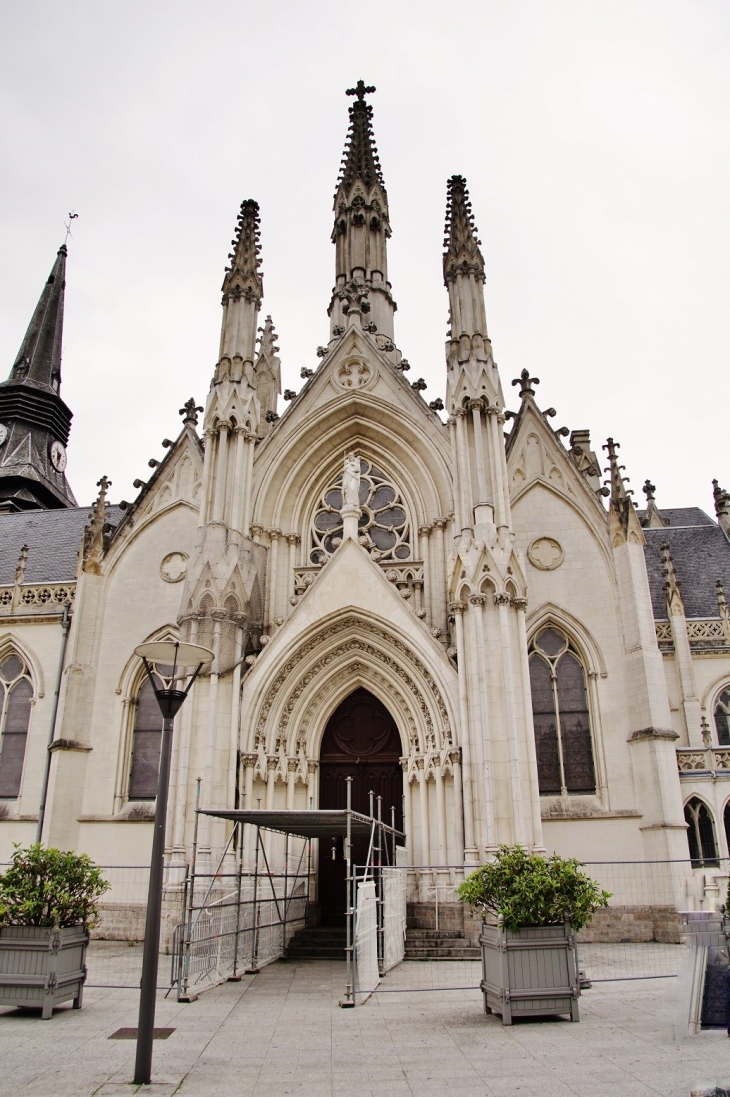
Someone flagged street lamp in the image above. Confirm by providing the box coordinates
[132,639,213,1087]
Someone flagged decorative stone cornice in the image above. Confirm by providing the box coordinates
[628,727,679,743]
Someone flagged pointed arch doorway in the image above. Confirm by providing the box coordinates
[317,688,404,925]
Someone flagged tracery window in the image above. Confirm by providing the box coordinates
[528,627,596,796]
[684,797,719,868]
[310,458,411,565]
[713,689,730,746]
[0,653,33,799]
[128,662,173,801]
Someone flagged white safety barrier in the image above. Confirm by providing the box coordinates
[355,880,379,1002]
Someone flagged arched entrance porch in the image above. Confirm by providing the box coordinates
[317,688,403,924]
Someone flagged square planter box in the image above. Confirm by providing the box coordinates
[480,919,580,1024]
[0,925,88,1019]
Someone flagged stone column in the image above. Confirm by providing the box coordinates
[433,519,448,636]
[266,530,281,629]
[228,428,247,533]
[512,596,544,849]
[451,602,476,859]
[469,594,496,852]
[418,525,432,624]
[241,432,256,536]
[212,422,231,523]
[401,759,414,865]
[454,409,473,533]
[199,428,215,524]
[495,592,525,845]
[285,535,300,618]
[447,417,462,530]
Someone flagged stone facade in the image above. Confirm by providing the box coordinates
[0,85,728,939]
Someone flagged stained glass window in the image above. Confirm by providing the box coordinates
[310,459,411,565]
[528,627,596,795]
[128,662,174,801]
[0,653,33,799]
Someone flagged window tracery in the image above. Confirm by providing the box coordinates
[528,626,596,796]
[310,458,411,565]
[0,652,33,799]
[684,797,718,867]
[713,689,730,746]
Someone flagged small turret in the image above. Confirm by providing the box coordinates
[253,316,281,432]
[0,244,76,510]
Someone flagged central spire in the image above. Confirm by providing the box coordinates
[329,82,396,342]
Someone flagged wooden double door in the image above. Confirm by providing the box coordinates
[317,688,403,925]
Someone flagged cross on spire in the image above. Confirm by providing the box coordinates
[346,80,376,101]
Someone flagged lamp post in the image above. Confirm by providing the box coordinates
[131,640,213,1087]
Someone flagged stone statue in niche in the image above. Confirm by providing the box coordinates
[342,452,361,510]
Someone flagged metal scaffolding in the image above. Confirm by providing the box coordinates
[182,781,405,1005]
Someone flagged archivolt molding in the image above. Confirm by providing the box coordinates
[526,602,608,678]
[251,400,451,534]
[246,614,455,760]
[115,623,180,700]
[295,658,419,757]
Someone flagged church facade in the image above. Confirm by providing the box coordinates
[0,85,728,920]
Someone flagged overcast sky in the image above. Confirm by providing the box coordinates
[1,1,728,514]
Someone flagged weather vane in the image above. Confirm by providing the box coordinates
[63,211,78,244]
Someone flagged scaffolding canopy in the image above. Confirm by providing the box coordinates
[198,808,405,843]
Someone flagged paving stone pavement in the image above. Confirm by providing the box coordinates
[0,960,728,1097]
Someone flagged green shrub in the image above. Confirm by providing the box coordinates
[458,845,611,931]
[0,844,110,929]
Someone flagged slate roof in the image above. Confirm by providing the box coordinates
[0,506,123,585]
[643,508,730,619]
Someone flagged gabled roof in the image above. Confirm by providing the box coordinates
[0,505,124,585]
[643,514,730,619]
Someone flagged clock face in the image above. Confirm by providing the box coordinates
[49,440,67,472]
[0,424,7,447]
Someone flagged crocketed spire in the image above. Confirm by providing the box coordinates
[217,200,264,381]
[329,82,395,342]
[222,199,263,304]
[337,81,384,194]
[443,175,485,284]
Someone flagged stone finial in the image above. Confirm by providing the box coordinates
[661,542,684,617]
[179,398,203,427]
[511,370,539,399]
[641,478,669,529]
[338,82,383,192]
[700,715,712,747]
[81,476,112,575]
[568,429,602,493]
[603,438,636,533]
[14,544,28,586]
[222,199,262,303]
[713,479,730,536]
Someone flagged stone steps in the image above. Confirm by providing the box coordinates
[284,926,347,960]
[405,928,479,960]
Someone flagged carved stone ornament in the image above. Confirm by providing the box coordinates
[332,358,376,392]
[527,536,564,571]
[160,551,189,584]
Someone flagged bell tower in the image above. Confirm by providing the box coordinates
[0,244,76,511]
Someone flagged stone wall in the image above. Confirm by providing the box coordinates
[408,901,683,944]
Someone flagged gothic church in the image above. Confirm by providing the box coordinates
[0,84,728,921]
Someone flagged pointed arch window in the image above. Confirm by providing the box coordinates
[128,661,174,801]
[684,797,718,868]
[0,653,33,799]
[310,458,411,565]
[713,690,730,746]
[528,627,596,796]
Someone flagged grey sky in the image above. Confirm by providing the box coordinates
[1,1,728,513]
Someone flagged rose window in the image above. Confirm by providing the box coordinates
[310,459,411,565]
